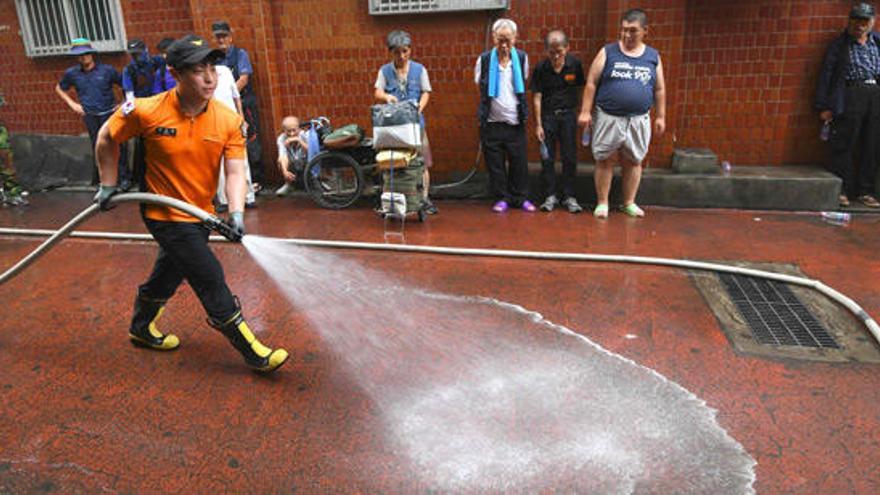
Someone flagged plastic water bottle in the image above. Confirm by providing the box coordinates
[819,121,831,142]
[581,127,591,146]
[721,160,732,177]
[539,140,550,161]
[820,211,851,225]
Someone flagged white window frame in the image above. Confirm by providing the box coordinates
[369,0,509,15]
[15,0,127,57]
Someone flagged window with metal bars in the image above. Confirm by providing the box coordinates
[15,0,127,57]
[369,0,508,15]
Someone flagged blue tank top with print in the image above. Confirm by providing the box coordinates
[595,42,658,117]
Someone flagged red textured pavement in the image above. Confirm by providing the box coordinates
[1,192,879,493]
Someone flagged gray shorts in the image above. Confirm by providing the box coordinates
[591,107,652,163]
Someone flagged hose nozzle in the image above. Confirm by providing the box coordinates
[205,215,242,242]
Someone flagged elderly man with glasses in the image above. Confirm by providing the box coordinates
[475,18,535,213]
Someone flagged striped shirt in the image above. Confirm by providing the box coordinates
[846,35,880,81]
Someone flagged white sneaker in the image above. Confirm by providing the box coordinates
[275,183,292,196]
[563,197,583,213]
[540,195,558,212]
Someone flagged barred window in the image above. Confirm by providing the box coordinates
[369,0,509,15]
[15,0,127,57]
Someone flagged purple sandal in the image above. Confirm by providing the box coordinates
[492,200,509,213]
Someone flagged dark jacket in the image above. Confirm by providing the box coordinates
[477,48,529,127]
[815,30,880,116]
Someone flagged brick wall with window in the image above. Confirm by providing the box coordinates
[0,0,860,179]
[0,0,192,135]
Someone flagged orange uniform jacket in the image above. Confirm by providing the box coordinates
[106,90,245,222]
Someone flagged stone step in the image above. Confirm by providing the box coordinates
[433,163,842,211]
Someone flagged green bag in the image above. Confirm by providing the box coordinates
[323,124,364,149]
[383,157,424,213]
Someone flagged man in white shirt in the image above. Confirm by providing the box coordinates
[474,19,535,213]
[213,64,256,209]
[274,115,307,196]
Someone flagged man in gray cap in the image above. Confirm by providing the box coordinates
[816,2,880,208]
[212,21,265,194]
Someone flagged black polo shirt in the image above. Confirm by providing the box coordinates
[529,54,586,115]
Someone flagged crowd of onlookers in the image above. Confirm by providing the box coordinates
[52,8,675,219]
[45,2,880,218]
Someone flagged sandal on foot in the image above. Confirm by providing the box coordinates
[621,203,645,217]
[859,195,880,208]
[839,195,851,207]
[593,204,609,219]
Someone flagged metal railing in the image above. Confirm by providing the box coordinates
[369,0,508,15]
[15,0,127,57]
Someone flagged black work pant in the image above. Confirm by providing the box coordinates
[829,84,880,197]
[241,93,264,185]
[138,219,237,322]
[481,122,530,205]
[84,113,129,186]
[540,111,578,199]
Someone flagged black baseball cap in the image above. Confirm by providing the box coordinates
[851,2,876,19]
[126,39,146,53]
[212,21,231,35]
[165,35,225,69]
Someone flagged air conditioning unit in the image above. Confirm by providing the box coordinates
[369,0,509,15]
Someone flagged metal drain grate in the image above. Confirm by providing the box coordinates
[719,273,839,348]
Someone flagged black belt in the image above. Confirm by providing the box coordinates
[846,79,878,87]
[545,108,574,116]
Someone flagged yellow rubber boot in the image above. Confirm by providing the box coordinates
[209,311,288,373]
[129,296,180,351]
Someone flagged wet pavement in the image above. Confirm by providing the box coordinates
[1,191,879,493]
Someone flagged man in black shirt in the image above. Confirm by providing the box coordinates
[531,30,586,213]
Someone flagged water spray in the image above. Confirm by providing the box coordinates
[0,192,878,347]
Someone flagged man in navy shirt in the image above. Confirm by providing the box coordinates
[54,38,129,188]
[122,39,165,191]
[815,2,880,208]
[213,21,265,192]
[122,39,163,100]
[152,38,177,95]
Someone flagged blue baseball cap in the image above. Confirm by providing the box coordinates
[68,38,97,56]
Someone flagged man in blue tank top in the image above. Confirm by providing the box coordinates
[578,9,667,219]
[374,30,438,214]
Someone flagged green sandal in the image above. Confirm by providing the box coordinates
[593,204,609,219]
[621,203,645,218]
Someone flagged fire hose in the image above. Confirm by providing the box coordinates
[1,192,878,347]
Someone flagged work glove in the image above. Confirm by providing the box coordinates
[93,185,118,211]
[228,211,245,242]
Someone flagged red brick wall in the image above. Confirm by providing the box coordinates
[674,0,851,167]
[269,0,607,177]
[0,0,862,176]
[0,0,192,135]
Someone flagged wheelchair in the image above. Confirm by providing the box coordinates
[301,117,379,210]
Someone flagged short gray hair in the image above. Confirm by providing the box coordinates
[545,30,568,48]
[492,18,518,36]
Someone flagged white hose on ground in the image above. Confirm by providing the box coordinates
[0,193,878,346]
